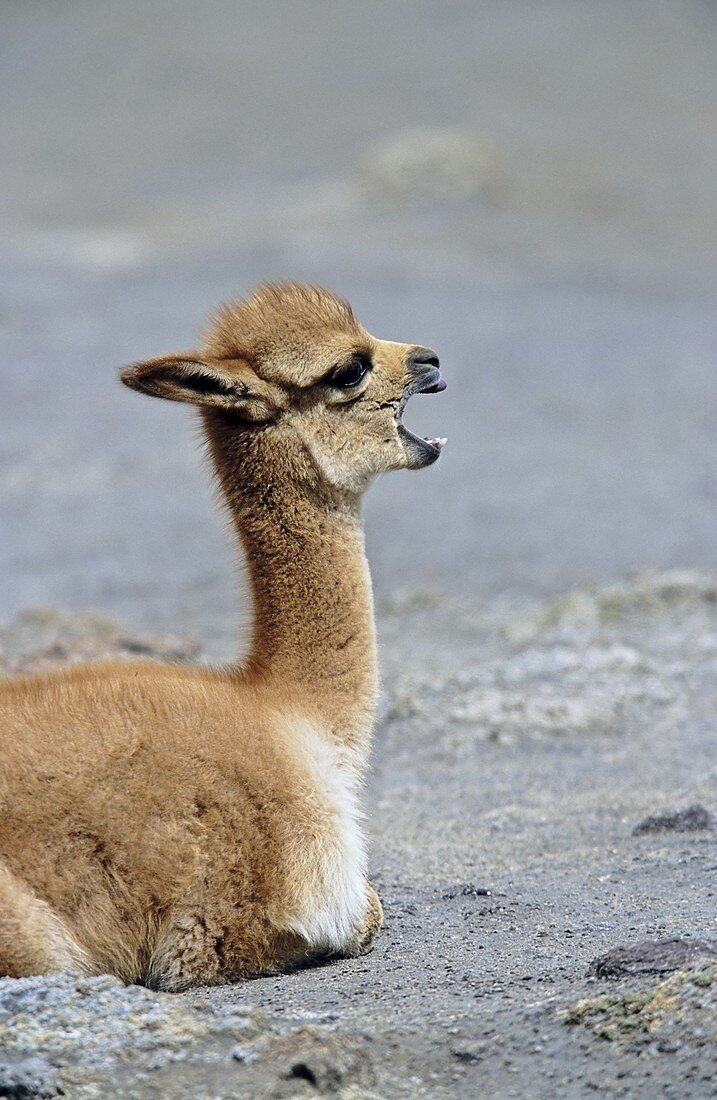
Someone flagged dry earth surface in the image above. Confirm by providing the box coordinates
[2,569,717,1098]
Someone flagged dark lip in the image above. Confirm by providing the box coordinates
[398,425,441,456]
[416,376,447,395]
[408,367,447,397]
[397,369,447,460]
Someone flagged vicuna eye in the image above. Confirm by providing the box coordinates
[328,357,371,389]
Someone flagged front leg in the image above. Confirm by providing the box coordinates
[147,885,384,988]
[342,882,383,958]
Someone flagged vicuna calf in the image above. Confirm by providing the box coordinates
[0,283,446,989]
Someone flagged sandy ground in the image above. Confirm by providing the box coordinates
[2,1,717,1096]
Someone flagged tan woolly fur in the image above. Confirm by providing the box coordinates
[0,282,446,990]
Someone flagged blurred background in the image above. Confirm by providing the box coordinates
[1,0,715,650]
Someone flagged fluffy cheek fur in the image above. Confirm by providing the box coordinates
[295,409,409,492]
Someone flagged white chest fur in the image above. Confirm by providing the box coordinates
[270,721,368,953]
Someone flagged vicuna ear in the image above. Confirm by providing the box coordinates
[120,356,275,421]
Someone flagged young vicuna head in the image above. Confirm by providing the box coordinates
[121,282,446,494]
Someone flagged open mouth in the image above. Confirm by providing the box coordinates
[397,369,447,463]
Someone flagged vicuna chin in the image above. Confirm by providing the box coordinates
[0,282,447,990]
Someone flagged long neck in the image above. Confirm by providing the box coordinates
[203,411,378,756]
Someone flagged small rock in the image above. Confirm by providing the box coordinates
[450,1042,483,1063]
[588,938,717,979]
[231,1043,260,1066]
[279,1029,370,1092]
[632,803,715,835]
[441,884,492,900]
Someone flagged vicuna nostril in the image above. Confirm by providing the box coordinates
[408,348,440,370]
